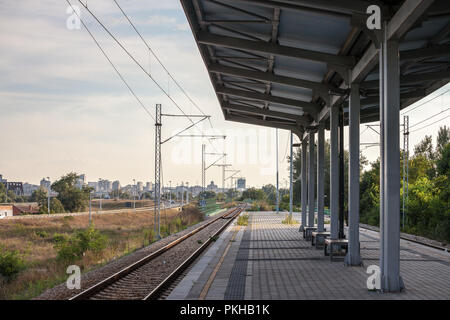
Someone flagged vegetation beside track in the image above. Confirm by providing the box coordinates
[0,204,204,300]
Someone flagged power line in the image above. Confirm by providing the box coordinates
[409,107,449,129]
[401,89,450,116]
[409,114,450,133]
[65,0,155,121]
[113,0,206,118]
[76,0,221,153]
[76,1,198,128]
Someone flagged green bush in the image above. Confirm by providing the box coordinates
[0,246,25,281]
[52,233,69,244]
[237,214,249,226]
[54,226,107,263]
[35,230,49,238]
[281,214,299,225]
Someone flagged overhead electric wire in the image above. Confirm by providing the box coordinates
[113,0,206,118]
[401,89,450,116]
[76,1,198,127]
[76,0,221,153]
[114,0,220,148]
[409,114,450,133]
[409,107,450,129]
[65,0,155,121]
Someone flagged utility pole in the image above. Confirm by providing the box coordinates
[169,180,172,208]
[155,103,162,239]
[89,191,92,226]
[276,129,279,214]
[181,181,184,207]
[289,132,293,218]
[133,178,136,211]
[47,177,50,214]
[402,115,409,229]
[99,178,102,213]
[186,182,189,204]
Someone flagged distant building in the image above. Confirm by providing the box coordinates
[88,181,98,191]
[23,183,40,196]
[0,205,13,218]
[0,204,39,218]
[98,179,112,192]
[190,185,203,197]
[40,178,51,190]
[137,181,144,192]
[145,182,153,192]
[112,180,121,192]
[76,174,86,189]
[0,175,24,196]
[5,182,24,196]
[237,178,246,190]
[207,181,218,193]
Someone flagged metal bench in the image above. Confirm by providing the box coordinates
[311,231,330,249]
[302,226,317,241]
[324,238,348,261]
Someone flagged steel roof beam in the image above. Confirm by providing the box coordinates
[401,43,450,60]
[216,85,320,116]
[197,31,355,67]
[224,114,302,137]
[360,69,450,89]
[225,0,368,16]
[352,0,435,83]
[222,102,310,125]
[209,63,341,94]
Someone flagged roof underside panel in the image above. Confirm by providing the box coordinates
[181,0,450,136]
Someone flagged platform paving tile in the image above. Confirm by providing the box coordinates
[169,211,449,300]
[243,211,450,300]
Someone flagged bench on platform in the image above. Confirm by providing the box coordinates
[302,227,317,241]
[311,231,330,249]
[324,238,348,261]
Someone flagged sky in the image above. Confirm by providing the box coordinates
[0,0,449,188]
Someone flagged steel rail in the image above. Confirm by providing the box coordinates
[143,206,245,300]
[69,205,244,300]
[359,225,447,252]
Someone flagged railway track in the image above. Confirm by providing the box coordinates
[359,224,448,252]
[69,205,245,300]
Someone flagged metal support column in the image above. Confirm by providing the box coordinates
[317,123,325,233]
[300,138,307,232]
[276,128,279,214]
[308,132,315,227]
[380,23,404,292]
[339,107,345,239]
[154,103,162,239]
[330,105,339,240]
[289,132,293,218]
[345,83,362,266]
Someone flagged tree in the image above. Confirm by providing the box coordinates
[414,135,434,160]
[261,184,276,204]
[436,126,450,156]
[50,198,65,214]
[436,143,450,177]
[241,188,265,201]
[51,173,91,213]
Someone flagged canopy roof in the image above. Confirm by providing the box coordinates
[181,0,450,136]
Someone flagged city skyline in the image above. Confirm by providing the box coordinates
[0,1,449,189]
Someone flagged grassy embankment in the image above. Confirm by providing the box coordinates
[0,204,203,300]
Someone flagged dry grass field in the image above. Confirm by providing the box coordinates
[0,204,202,300]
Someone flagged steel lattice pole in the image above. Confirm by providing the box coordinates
[155,104,162,239]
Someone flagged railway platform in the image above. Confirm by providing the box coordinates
[167,211,450,300]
